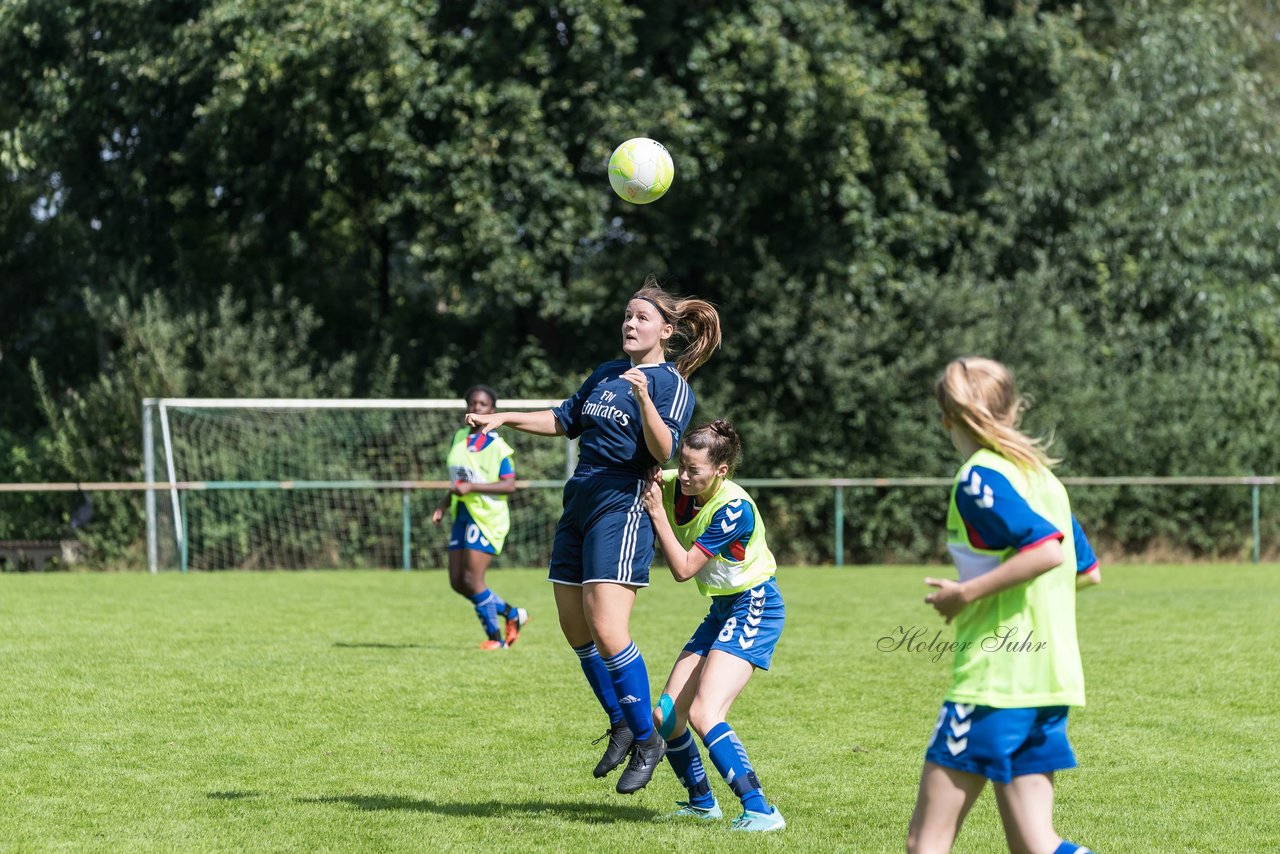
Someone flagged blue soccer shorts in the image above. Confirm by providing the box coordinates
[683,577,785,670]
[924,701,1077,784]
[548,474,652,587]
[447,504,498,556]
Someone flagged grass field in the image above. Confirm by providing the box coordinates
[1,565,1278,853]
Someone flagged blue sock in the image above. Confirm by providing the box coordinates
[665,730,716,808]
[573,643,624,725]
[602,643,654,741]
[1053,843,1090,854]
[702,721,768,814]
[468,590,501,640]
[487,590,512,619]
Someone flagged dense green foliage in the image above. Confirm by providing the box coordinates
[2,0,1278,563]
[0,566,1277,849]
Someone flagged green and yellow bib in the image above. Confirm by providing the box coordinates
[945,448,1085,708]
[660,471,777,597]
[445,428,515,553]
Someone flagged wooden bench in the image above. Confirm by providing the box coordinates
[0,540,74,572]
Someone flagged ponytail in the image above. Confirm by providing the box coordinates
[672,298,721,378]
[633,275,722,378]
[935,357,1058,469]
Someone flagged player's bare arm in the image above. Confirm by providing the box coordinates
[641,479,710,582]
[924,538,1064,622]
[467,409,563,437]
[622,367,674,461]
[451,479,516,497]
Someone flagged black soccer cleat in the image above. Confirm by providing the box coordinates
[592,721,634,778]
[616,730,666,794]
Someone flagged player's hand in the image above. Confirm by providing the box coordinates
[466,412,504,433]
[451,480,473,497]
[924,577,970,624]
[641,479,664,515]
[430,507,445,526]
[621,368,650,401]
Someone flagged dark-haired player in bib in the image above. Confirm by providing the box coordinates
[429,384,529,650]
[642,419,787,832]
[465,281,721,795]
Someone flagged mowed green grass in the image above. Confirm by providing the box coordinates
[1,565,1278,853]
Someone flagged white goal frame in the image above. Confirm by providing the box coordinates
[141,397,572,573]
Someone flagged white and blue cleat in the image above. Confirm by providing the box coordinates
[729,805,786,832]
[657,800,723,822]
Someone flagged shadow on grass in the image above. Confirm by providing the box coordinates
[297,794,655,823]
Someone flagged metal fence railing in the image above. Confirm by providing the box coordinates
[1,475,1275,570]
[734,476,1275,566]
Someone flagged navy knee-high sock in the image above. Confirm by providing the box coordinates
[602,643,654,741]
[573,642,624,725]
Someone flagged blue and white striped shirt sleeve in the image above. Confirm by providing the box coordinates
[649,366,694,461]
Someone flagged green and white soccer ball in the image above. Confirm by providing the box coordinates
[607,137,674,205]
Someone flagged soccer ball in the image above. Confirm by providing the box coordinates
[608,138,674,205]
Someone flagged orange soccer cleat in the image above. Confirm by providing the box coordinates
[504,607,530,646]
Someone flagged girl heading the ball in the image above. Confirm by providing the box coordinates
[466,276,720,795]
[907,357,1097,854]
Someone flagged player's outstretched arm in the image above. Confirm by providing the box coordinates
[452,479,517,497]
[466,410,563,437]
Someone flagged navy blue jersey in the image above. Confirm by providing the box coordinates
[552,359,694,477]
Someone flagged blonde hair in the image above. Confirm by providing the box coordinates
[934,357,1058,469]
[633,275,722,378]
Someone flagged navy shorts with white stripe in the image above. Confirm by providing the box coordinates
[549,474,654,587]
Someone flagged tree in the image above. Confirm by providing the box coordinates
[4,0,1278,562]
[34,286,365,562]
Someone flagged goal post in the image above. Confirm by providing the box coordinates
[141,398,574,572]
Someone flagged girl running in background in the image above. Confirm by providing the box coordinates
[641,419,787,833]
[908,356,1096,854]
[465,277,721,795]
[431,384,529,650]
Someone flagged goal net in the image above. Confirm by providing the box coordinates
[142,399,571,571]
